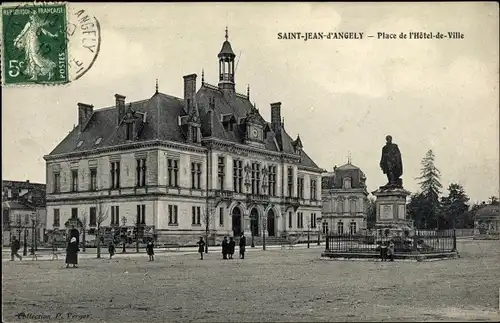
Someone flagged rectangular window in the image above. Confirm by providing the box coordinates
[191,162,202,189]
[233,159,243,193]
[53,209,60,227]
[350,222,357,235]
[296,212,304,229]
[89,207,97,226]
[71,170,78,192]
[111,206,120,225]
[90,169,97,191]
[110,161,120,189]
[191,127,198,143]
[251,162,261,195]
[53,173,60,193]
[287,167,293,197]
[310,213,317,229]
[288,212,293,229]
[136,158,147,187]
[137,204,146,225]
[168,205,178,225]
[219,207,224,226]
[167,159,179,187]
[217,156,225,190]
[71,208,78,219]
[310,179,317,200]
[298,177,304,199]
[268,165,277,196]
[350,199,357,215]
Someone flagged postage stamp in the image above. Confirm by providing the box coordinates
[2,3,69,85]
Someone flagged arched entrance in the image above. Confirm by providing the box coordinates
[250,208,259,237]
[267,209,276,237]
[232,207,242,237]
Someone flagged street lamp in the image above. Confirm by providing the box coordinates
[307,219,310,249]
[262,215,267,251]
[317,217,321,246]
[30,212,36,255]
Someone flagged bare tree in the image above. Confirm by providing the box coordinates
[134,220,140,253]
[96,202,109,259]
[121,216,127,253]
[201,210,215,253]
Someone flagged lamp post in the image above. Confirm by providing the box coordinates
[23,227,28,256]
[121,216,127,253]
[307,219,310,249]
[251,213,255,248]
[262,215,267,251]
[30,212,36,255]
[317,217,321,246]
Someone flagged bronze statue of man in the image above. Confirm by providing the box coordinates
[380,135,403,187]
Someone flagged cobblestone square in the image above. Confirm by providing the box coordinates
[2,240,500,322]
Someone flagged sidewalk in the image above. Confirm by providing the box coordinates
[2,243,326,262]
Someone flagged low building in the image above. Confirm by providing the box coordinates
[2,180,46,247]
[321,161,369,235]
[43,30,323,246]
[474,204,500,240]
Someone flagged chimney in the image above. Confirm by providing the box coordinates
[77,102,94,131]
[115,94,126,125]
[270,102,282,132]
[183,74,197,114]
[26,180,30,183]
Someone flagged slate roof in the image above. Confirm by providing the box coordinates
[3,180,45,190]
[476,205,500,219]
[47,86,320,170]
[2,200,35,210]
[322,162,367,189]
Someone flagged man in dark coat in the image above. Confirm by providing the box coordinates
[221,237,228,259]
[146,239,155,261]
[239,234,246,259]
[228,237,236,259]
[10,236,22,261]
[65,237,79,268]
[197,237,206,260]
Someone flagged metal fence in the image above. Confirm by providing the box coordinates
[325,229,456,254]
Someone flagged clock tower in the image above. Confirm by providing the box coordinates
[243,103,266,148]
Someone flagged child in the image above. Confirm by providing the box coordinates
[146,240,155,261]
[108,243,116,259]
[197,237,206,260]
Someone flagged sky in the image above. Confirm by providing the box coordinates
[2,2,499,203]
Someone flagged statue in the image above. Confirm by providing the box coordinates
[379,135,403,187]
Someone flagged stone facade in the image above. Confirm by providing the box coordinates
[321,162,369,235]
[43,31,323,246]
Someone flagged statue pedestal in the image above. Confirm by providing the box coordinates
[372,186,412,238]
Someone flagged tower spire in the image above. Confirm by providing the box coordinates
[155,78,158,94]
[225,26,229,41]
[247,84,250,99]
[348,151,352,164]
[201,69,205,84]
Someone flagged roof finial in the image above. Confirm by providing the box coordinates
[247,84,250,99]
[225,26,229,41]
[155,78,159,94]
[348,151,352,164]
[202,69,205,84]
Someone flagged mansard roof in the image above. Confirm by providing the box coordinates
[47,86,320,170]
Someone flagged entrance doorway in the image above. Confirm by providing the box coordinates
[232,207,242,237]
[250,208,259,237]
[267,209,276,237]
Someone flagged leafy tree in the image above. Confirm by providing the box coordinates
[488,196,499,205]
[440,183,470,229]
[415,150,442,228]
[407,192,434,229]
[95,203,109,259]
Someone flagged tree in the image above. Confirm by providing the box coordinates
[407,192,433,229]
[95,202,109,259]
[366,197,377,229]
[201,210,215,253]
[488,196,499,205]
[416,150,442,228]
[440,183,470,229]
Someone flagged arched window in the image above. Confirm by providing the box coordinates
[322,221,329,234]
[349,221,357,235]
[337,221,344,234]
[343,177,351,189]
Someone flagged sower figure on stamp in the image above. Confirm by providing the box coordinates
[380,135,403,188]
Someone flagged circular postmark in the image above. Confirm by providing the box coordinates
[1,2,101,86]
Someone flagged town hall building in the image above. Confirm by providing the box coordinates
[43,29,324,246]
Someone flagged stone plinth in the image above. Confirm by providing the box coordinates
[372,186,412,237]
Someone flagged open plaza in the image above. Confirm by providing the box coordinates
[2,239,499,322]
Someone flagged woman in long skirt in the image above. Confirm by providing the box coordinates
[65,237,79,268]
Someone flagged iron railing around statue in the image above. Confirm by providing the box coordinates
[324,229,456,254]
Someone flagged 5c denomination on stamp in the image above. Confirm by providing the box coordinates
[2,3,69,85]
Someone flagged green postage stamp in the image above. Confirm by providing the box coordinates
[2,3,69,85]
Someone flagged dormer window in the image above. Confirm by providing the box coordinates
[95,137,102,145]
[191,127,198,143]
[343,177,352,189]
[126,123,133,140]
[76,140,84,148]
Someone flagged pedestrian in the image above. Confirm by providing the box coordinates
[108,243,116,259]
[228,237,236,259]
[197,237,206,260]
[146,239,155,261]
[379,241,388,262]
[388,240,395,262]
[10,236,22,261]
[65,237,79,268]
[221,236,228,259]
[239,234,246,259]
